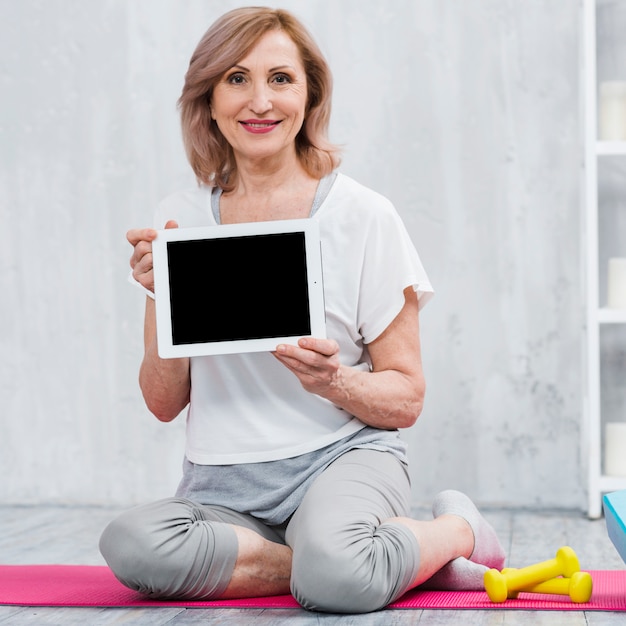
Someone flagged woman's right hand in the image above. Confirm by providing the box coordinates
[127,220,178,293]
[129,219,189,421]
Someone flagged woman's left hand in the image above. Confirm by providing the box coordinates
[273,337,342,397]
[272,288,425,430]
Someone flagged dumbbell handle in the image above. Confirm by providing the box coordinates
[505,570,593,603]
[506,546,580,589]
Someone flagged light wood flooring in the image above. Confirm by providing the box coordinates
[0,503,624,625]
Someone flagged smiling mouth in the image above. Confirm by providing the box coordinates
[240,120,281,133]
[244,121,278,127]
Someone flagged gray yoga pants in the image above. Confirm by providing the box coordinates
[99,449,421,613]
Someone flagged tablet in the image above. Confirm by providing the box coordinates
[152,219,326,358]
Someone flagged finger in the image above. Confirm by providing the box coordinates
[133,251,153,276]
[164,220,179,229]
[130,241,153,270]
[275,343,334,373]
[133,266,153,286]
[272,352,316,382]
[273,348,305,370]
[127,227,157,247]
[297,337,339,357]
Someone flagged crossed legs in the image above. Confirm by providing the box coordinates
[99,450,505,612]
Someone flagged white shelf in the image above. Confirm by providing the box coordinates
[596,141,626,155]
[599,475,626,493]
[598,308,626,323]
[582,0,626,519]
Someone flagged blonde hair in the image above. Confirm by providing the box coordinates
[178,7,341,191]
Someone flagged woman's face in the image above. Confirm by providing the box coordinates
[210,30,308,166]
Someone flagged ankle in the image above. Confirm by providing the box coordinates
[439,514,474,559]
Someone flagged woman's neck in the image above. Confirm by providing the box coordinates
[232,150,308,194]
[220,157,319,224]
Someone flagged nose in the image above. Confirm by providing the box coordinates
[249,82,272,115]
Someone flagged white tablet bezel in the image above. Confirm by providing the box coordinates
[152,219,326,358]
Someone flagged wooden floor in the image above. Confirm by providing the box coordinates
[0,503,624,625]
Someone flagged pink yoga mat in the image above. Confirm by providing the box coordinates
[0,565,625,611]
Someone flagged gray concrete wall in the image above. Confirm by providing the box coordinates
[1,0,607,510]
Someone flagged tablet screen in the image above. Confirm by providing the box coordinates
[167,232,311,344]
[152,220,326,357]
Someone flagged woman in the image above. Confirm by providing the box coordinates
[100,7,505,614]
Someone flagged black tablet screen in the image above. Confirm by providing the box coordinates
[166,232,311,345]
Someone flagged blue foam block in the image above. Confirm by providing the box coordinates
[604,490,626,565]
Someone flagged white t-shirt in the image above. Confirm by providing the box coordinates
[152,173,433,465]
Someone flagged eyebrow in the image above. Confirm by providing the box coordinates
[229,64,296,73]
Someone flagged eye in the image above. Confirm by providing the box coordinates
[226,72,246,85]
[271,73,292,85]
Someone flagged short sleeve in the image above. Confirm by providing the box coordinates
[357,201,433,344]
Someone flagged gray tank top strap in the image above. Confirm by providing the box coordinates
[310,171,338,217]
[211,186,222,223]
[210,171,338,224]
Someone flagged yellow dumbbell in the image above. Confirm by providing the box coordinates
[502,569,592,603]
[484,546,581,603]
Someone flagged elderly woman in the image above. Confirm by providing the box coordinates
[100,7,505,614]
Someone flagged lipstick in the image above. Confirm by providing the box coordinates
[240,119,280,134]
